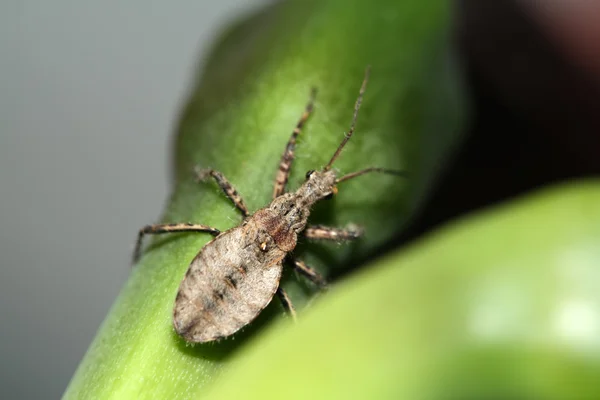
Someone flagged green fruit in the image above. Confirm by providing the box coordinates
[206,181,600,400]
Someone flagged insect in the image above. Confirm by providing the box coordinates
[133,67,404,343]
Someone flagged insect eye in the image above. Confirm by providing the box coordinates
[305,170,315,180]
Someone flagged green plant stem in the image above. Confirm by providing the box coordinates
[64,1,464,398]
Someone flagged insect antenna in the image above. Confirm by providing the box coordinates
[336,167,406,184]
[323,66,371,171]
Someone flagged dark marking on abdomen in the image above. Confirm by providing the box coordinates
[213,289,225,302]
[225,274,238,289]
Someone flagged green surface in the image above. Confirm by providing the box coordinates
[64,0,464,398]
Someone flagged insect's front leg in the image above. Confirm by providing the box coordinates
[303,224,363,242]
[272,88,317,199]
[133,223,220,264]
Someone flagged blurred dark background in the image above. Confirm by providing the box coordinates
[401,0,600,241]
[1,0,599,398]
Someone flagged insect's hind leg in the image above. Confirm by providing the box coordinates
[291,259,328,288]
[133,223,220,264]
[195,168,249,218]
[276,287,297,321]
[293,225,364,288]
[303,225,363,242]
[272,88,317,199]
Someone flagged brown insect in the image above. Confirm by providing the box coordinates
[133,67,403,343]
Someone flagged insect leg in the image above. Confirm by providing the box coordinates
[276,287,297,321]
[133,223,220,264]
[272,88,317,199]
[303,224,363,242]
[291,259,328,288]
[195,168,249,218]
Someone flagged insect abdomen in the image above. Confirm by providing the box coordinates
[173,226,284,342]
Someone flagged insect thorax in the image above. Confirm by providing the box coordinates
[261,169,337,246]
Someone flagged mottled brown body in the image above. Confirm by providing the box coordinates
[174,217,285,342]
[133,67,405,343]
[173,173,336,342]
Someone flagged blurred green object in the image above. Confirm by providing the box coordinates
[206,181,600,400]
[64,0,464,398]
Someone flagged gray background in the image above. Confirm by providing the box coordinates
[0,1,266,398]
